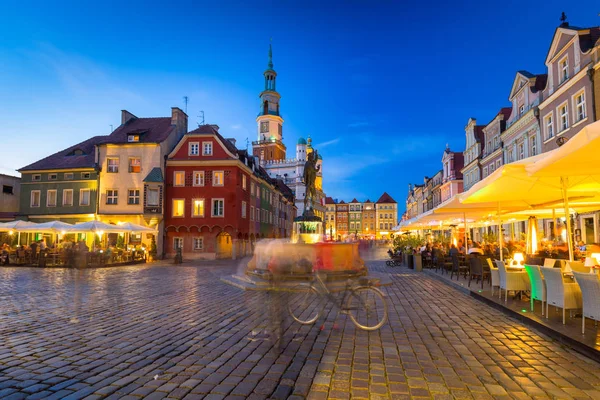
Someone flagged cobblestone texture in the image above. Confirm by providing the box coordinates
[1,251,600,399]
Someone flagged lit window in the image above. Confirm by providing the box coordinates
[212,199,224,217]
[203,142,213,156]
[545,114,554,139]
[147,188,159,206]
[128,135,139,142]
[107,158,119,173]
[560,57,568,83]
[193,171,204,186]
[173,237,183,250]
[128,189,140,205]
[80,189,90,206]
[213,171,224,186]
[242,201,247,218]
[174,171,185,186]
[128,157,141,173]
[560,104,569,131]
[63,189,73,206]
[242,174,247,190]
[172,199,185,217]
[30,190,41,207]
[192,199,205,217]
[106,189,118,205]
[575,92,586,121]
[189,142,199,156]
[193,237,203,251]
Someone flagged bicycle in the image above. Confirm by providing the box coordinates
[386,259,402,267]
[287,273,388,331]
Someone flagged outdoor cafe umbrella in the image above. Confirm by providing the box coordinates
[116,222,156,233]
[66,221,124,233]
[17,221,73,233]
[0,220,38,246]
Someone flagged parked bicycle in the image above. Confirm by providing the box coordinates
[287,273,388,330]
[386,259,402,267]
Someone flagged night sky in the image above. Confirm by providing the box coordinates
[1,1,599,210]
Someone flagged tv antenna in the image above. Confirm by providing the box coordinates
[109,124,113,132]
[246,137,250,151]
[183,96,189,113]
[198,111,205,127]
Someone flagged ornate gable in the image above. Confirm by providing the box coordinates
[545,27,578,64]
[509,72,534,100]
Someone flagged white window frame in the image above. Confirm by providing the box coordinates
[191,198,205,218]
[545,113,554,140]
[147,188,159,207]
[46,189,57,207]
[242,201,247,218]
[106,189,118,205]
[48,173,57,181]
[30,190,41,207]
[212,198,224,217]
[64,172,74,180]
[213,171,224,187]
[573,90,586,122]
[250,182,255,196]
[558,101,569,132]
[128,189,140,205]
[559,56,568,83]
[79,188,91,206]
[242,174,247,190]
[128,157,141,173]
[32,174,41,182]
[63,189,73,206]
[202,141,213,156]
[81,172,91,179]
[193,237,203,251]
[189,142,200,156]
[107,157,119,173]
[530,135,537,156]
[496,159,501,169]
[172,199,185,218]
[193,171,205,187]
[128,134,139,143]
[173,237,183,250]
[250,206,255,221]
[174,171,185,187]
[483,166,488,178]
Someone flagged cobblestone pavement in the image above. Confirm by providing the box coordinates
[1,250,600,400]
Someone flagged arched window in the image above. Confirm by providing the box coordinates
[263,101,268,115]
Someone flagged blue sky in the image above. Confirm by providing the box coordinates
[1,1,599,211]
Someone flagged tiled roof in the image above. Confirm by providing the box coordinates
[364,199,372,203]
[474,125,486,144]
[105,117,175,144]
[517,70,535,79]
[577,26,600,53]
[350,198,359,203]
[324,197,336,204]
[338,200,346,204]
[376,192,397,204]
[19,135,109,172]
[531,74,547,93]
[143,167,163,183]
[499,107,512,121]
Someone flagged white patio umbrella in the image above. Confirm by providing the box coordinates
[0,220,37,232]
[17,221,73,233]
[116,222,156,233]
[66,221,124,233]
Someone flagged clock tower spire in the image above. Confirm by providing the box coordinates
[253,43,286,162]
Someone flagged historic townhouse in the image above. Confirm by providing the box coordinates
[349,198,362,236]
[335,201,349,239]
[440,147,464,203]
[362,199,375,238]
[422,177,432,213]
[19,136,104,225]
[164,124,295,260]
[481,108,512,178]
[0,174,21,222]
[324,196,336,239]
[406,186,417,219]
[431,170,443,209]
[376,192,397,239]
[502,72,546,166]
[97,108,188,255]
[461,118,486,191]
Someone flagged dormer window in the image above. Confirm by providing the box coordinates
[519,105,525,115]
[559,56,568,83]
[73,149,84,156]
[128,135,140,143]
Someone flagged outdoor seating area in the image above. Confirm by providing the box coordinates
[0,220,156,268]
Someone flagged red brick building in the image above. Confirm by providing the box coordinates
[335,201,349,239]
[164,125,296,260]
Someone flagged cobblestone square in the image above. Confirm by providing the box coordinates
[1,253,600,399]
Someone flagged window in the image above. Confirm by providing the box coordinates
[147,188,159,206]
[64,173,73,180]
[107,158,119,173]
[106,189,118,205]
[379,223,383,230]
[192,199,205,217]
[251,182,255,196]
[2,185,13,195]
[193,171,205,186]
[213,171,224,186]
[193,237,203,251]
[575,91,586,122]
[30,190,41,207]
[49,173,57,181]
[356,222,360,230]
[350,222,355,230]
[545,114,554,139]
[63,189,73,206]
[128,135,139,143]
[560,57,568,83]
[530,136,537,156]
[483,166,488,177]
[129,158,141,173]
[242,174,247,190]
[189,142,199,156]
[80,189,90,206]
[242,201,247,218]
[518,142,524,160]
[47,190,57,207]
[212,199,224,217]
[173,237,183,250]
[174,171,185,186]
[559,104,569,131]
[250,206,255,221]
[81,172,91,179]
[496,159,501,169]
[203,142,213,156]
[32,174,41,181]
[260,121,269,133]
[256,208,261,222]
[128,189,140,205]
[172,199,185,217]
[489,163,495,174]
[519,104,525,115]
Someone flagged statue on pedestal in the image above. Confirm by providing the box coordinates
[303,150,320,214]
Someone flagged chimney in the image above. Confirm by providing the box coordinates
[210,124,220,132]
[171,107,188,137]
[121,110,137,125]
[227,138,237,147]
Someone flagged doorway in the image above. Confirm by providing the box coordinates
[216,232,232,259]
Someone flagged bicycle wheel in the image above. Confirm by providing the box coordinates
[346,287,388,330]
[386,260,392,267]
[288,285,322,324]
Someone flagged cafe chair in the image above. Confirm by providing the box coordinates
[450,253,468,281]
[573,272,600,334]
[488,258,500,296]
[468,256,489,289]
[541,267,582,325]
[495,260,527,302]
[543,258,558,268]
[524,265,546,315]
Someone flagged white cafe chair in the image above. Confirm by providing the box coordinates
[573,272,600,334]
[487,258,499,296]
[541,267,582,324]
[495,260,527,302]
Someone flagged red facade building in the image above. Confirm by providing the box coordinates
[164,125,296,260]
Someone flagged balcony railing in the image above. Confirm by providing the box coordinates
[506,98,540,129]
[252,138,285,147]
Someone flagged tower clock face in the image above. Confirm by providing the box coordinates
[260,122,269,133]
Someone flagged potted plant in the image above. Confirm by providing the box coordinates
[148,235,157,262]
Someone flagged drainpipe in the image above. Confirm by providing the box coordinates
[588,67,597,122]
[162,154,168,259]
